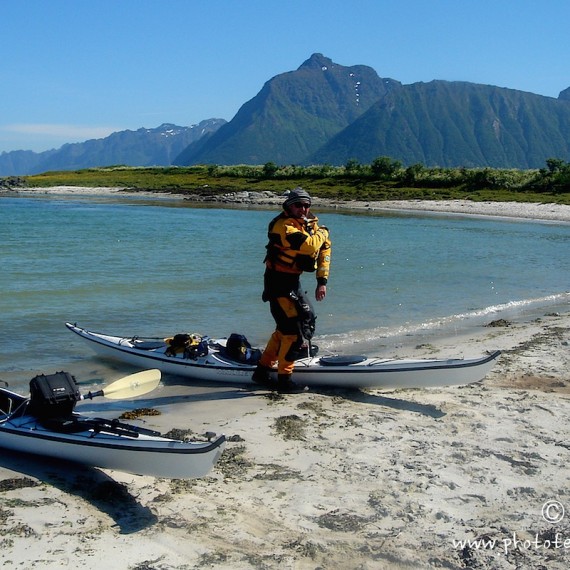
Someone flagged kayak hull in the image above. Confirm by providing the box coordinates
[0,388,225,479]
[66,323,500,390]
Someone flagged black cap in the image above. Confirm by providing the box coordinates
[283,187,312,210]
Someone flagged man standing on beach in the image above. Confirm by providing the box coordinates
[252,187,332,392]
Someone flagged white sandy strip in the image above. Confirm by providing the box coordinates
[1,311,570,569]
[8,185,570,222]
[9,186,176,200]
[352,199,570,223]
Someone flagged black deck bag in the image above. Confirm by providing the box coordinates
[28,371,81,419]
[225,333,261,364]
[165,333,209,359]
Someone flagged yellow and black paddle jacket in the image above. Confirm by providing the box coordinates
[264,212,332,287]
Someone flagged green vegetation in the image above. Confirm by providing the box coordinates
[17,157,570,205]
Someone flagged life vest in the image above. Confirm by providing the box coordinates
[264,213,331,280]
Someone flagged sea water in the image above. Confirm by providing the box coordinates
[1,193,569,392]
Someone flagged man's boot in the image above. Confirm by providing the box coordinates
[252,364,274,387]
[276,374,305,393]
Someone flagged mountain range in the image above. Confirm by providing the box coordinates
[2,53,570,176]
[176,54,570,169]
[0,120,225,176]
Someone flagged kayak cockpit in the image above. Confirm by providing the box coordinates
[0,389,28,421]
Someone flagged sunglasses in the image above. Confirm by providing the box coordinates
[291,202,310,209]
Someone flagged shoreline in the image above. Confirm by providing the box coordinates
[5,185,570,222]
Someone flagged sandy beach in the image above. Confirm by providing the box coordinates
[7,185,570,223]
[2,187,570,569]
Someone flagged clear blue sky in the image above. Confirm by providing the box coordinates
[2,0,569,153]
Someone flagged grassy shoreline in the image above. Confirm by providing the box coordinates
[10,164,570,205]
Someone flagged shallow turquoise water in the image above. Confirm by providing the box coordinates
[1,193,569,391]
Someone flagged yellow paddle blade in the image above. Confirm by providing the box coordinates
[101,369,162,399]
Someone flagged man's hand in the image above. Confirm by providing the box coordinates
[315,284,327,301]
[318,226,329,239]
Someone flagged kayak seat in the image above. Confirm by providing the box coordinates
[0,393,11,417]
[319,355,367,367]
[0,392,27,419]
[133,341,168,350]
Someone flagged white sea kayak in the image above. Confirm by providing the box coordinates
[0,385,225,479]
[66,322,501,390]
